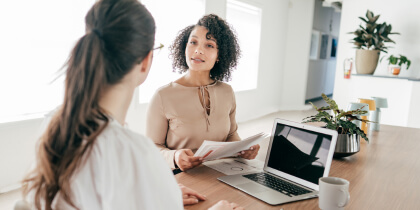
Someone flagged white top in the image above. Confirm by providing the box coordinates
[45,119,183,210]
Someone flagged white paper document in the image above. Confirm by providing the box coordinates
[194,132,268,161]
[203,158,264,175]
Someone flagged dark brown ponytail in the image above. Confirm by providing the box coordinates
[22,0,155,209]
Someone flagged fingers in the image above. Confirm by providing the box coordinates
[208,200,228,210]
[237,144,260,159]
[183,197,199,205]
[253,144,260,151]
[180,185,206,206]
[229,202,243,210]
[239,152,255,159]
[178,159,193,171]
[175,149,203,171]
[218,200,230,206]
[182,186,206,201]
[239,150,257,159]
[175,150,192,171]
[188,156,203,163]
[182,156,202,170]
[209,200,244,210]
[185,149,195,156]
[192,192,206,201]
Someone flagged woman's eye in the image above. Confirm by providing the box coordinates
[189,41,196,45]
[207,44,214,48]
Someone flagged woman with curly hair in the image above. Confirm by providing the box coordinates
[146,14,260,172]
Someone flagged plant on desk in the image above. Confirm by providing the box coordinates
[303,94,370,158]
[380,54,411,76]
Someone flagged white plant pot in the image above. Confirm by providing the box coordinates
[355,49,380,74]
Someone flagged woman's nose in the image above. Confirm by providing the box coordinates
[194,46,204,54]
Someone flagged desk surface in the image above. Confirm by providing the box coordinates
[176,125,420,209]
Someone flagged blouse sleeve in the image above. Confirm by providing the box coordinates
[146,91,177,169]
[226,86,241,142]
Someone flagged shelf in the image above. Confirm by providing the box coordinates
[352,74,420,81]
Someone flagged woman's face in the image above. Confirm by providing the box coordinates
[185,26,218,72]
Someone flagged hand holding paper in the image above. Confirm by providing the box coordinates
[175,149,202,171]
[194,132,269,161]
[237,144,261,160]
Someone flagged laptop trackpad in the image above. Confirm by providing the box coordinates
[237,182,269,193]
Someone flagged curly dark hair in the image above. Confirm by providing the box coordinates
[169,14,241,81]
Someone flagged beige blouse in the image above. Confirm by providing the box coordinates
[146,81,241,169]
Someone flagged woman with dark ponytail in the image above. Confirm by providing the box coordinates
[21,0,243,209]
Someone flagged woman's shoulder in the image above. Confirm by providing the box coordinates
[154,82,173,93]
[154,82,188,95]
[214,81,234,92]
[96,120,155,155]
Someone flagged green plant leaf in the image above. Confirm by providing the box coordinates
[366,10,374,20]
[355,127,369,143]
[358,17,368,23]
[351,10,399,52]
[317,106,332,111]
[389,56,398,65]
[321,94,338,112]
[303,93,371,143]
[325,123,336,130]
[372,15,380,23]
[338,120,369,143]
[309,102,318,110]
[379,55,387,63]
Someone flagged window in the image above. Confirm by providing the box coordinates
[0,0,95,123]
[139,0,204,103]
[226,0,262,92]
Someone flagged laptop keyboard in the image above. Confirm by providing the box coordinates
[243,173,311,197]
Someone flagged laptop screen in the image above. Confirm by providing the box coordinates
[267,122,333,185]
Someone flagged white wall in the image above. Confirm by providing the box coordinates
[305,0,341,100]
[333,0,420,127]
[0,0,316,192]
[280,0,315,110]
[407,81,420,128]
[0,119,41,193]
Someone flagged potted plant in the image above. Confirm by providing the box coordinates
[380,54,411,76]
[350,10,399,74]
[303,94,370,158]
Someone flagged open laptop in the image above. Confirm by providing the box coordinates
[218,118,338,205]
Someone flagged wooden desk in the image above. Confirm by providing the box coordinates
[176,125,420,209]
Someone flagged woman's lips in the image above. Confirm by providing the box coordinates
[191,57,204,62]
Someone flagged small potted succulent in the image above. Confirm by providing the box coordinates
[303,94,370,158]
[380,54,411,76]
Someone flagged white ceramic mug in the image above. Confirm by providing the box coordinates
[319,177,350,210]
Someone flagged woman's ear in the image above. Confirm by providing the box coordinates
[140,51,153,72]
[137,50,153,86]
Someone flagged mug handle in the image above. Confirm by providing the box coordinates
[338,189,350,207]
